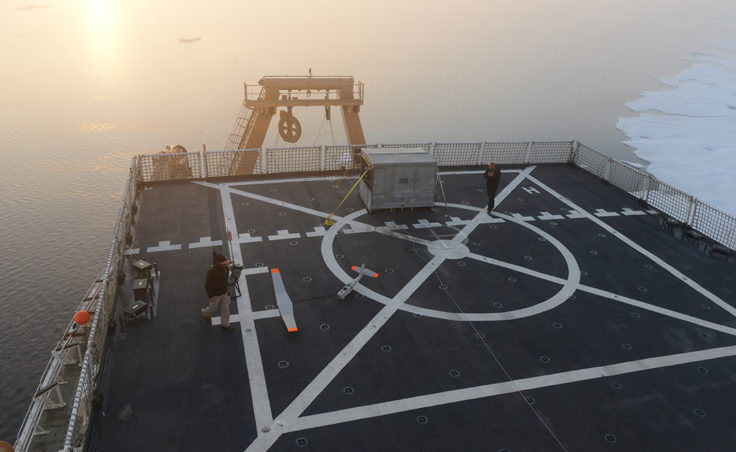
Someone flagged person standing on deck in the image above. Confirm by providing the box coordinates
[201,254,234,330]
[483,162,502,214]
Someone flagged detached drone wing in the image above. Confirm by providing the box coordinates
[270,268,297,333]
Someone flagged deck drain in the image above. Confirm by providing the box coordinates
[644,264,653,270]
[598,232,607,238]
[537,237,547,242]
[604,433,617,443]
[699,331,711,339]
[549,221,559,226]
[270,188,278,193]
[302,276,312,283]
[255,262,264,267]
[241,201,250,206]
[637,286,648,292]
[438,284,448,290]
[525,396,536,405]
[580,270,588,276]
[552,322,563,329]
[475,332,486,339]
[332,185,339,189]
[289,240,299,246]
[476,188,484,193]
[701,304,712,311]
[278,211,287,216]
[320,323,330,331]
[413,312,423,318]
[449,369,461,378]
[472,241,482,247]
[504,210,513,215]
[630,312,641,319]
[416,415,429,425]
[499,448,511,452]
[493,302,503,309]
[539,355,551,364]
[355,293,364,298]
[621,343,632,350]
[489,225,498,230]
[385,268,394,273]
[277,360,289,369]
[610,381,623,390]
[381,345,392,352]
[523,255,533,261]
[694,409,707,418]
[517,196,525,202]
[343,386,355,395]
[507,276,518,283]
[461,200,470,205]
[247,228,256,233]
[345,207,354,213]
[697,366,709,374]
[335,253,344,259]
[589,249,599,255]
[295,437,308,448]
[307,197,315,201]
[457,261,466,267]
[568,294,576,300]
[265,304,276,310]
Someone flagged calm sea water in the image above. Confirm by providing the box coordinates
[2,0,734,442]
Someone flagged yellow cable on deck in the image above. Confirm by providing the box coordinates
[324,170,368,226]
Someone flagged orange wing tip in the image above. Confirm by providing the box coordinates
[372,273,379,278]
[287,328,298,332]
[351,265,358,271]
[271,268,280,273]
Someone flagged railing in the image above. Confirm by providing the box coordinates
[15,158,138,451]
[15,140,735,451]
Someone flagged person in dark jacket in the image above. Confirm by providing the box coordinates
[483,162,502,213]
[201,254,233,330]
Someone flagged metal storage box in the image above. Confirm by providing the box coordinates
[358,147,437,212]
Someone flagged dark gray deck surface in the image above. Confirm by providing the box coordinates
[89,165,736,451]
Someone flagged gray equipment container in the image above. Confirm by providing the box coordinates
[358,147,437,212]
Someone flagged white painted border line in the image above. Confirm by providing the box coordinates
[290,345,736,433]
[526,175,736,320]
[217,185,274,432]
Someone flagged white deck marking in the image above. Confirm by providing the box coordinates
[528,175,736,320]
[383,221,408,230]
[413,219,443,229]
[306,226,327,237]
[510,213,536,222]
[216,184,274,432]
[123,248,140,255]
[289,345,736,433]
[146,240,181,252]
[621,207,646,216]
[188,236,223,249]
[565,209,587,219]
[593,209,620,217]
[538,211,564,221]
[267,229,301,241]
[445,216,473,227]
[243,266,270,276]
[237,232,262,244]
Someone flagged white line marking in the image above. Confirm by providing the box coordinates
[306,226,327,237]
[565,209,587,219]
[237,233,262,244]
[593,209,620,217]
[413,219,443,229]
[510,213,536,222]
[621,207,646,216]
[146,240,181,252]
[243,266,270,276]
[188,236,223,249]
[289,345,736,432]
[267,229,301,241]
[538,212,564,221]
[216,184,274,432]
[124,248,140,255]
[445,216,473,227]
[527,175,736,320]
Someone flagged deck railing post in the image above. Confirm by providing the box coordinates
[320,145,326,172]
[477,142,486,165]
[524,141,533,165]
[569,140,579,164]
[261,148,268,174]
[604,157,613,182]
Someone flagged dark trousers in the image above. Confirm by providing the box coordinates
[487,191,496,212]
